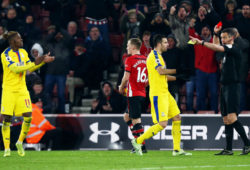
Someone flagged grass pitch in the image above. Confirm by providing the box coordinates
[0,150,249,170]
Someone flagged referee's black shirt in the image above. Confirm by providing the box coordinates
[220,44,241,84]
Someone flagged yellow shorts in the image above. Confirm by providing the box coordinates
[1,90,32,117]
[150,91,180,124]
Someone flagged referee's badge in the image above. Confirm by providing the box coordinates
[222,56,226,64]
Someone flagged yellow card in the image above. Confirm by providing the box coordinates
[188,40,196,45]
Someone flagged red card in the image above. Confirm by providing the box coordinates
[216,21,222,28]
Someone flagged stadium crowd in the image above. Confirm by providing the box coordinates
[0,0,250,114]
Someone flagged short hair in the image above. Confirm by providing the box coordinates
[153,34,165,48]
[221,27,235,37]
[142,31,151,37]
[3,31,18,44]
[128,38,142,50]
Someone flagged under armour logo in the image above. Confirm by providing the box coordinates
[89,122,120,143]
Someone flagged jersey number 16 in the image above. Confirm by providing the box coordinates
[137,67,147,83]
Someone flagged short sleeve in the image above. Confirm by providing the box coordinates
[22,49,31,63]
[125,57,132,72]
[2,48,15,67]
[153,50,163,69]
[223,44,239,56]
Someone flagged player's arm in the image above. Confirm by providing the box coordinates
[9,62,36,74]
[167,75,176,81]
[119,71,130,94]
[156,66,177,75]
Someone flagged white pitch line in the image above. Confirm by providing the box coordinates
[120,164,250,170]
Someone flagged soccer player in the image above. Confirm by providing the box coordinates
[119,38,148,153]
[131,34,192,156]
[190,27,250,155]
[1,31,54,157]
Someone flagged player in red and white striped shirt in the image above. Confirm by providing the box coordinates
[119,38,148,153]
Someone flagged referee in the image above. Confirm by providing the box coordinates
[190,27,250,155]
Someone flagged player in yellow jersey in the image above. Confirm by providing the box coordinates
[131,34,192,156]
[1,31,54,157]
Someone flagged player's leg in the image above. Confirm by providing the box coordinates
[129,97,147,153]
[168,93,192,156]
[133,96,167,153]
[16,112,32,157]
[15,91,33,156]
[1,90,15,157]
[1,115,12,157]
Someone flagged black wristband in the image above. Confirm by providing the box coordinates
[201,40,205,46]
[214,32,220,37]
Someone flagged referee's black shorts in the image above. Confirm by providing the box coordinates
[128,96,145,119]
[220,83,240,116]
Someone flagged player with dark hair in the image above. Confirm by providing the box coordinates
[131,34,191,156]
[1,31,54,157]
[190,27,250,155]
[119,38,148,153]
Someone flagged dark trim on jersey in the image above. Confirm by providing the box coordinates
[153,96,159,122]
[134,57,146,60]
[153,50,162,69]
[5,48,15,67]
[26,60,31,63]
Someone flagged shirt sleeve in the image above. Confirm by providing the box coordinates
[153,50,163,69]
[223,44,240,56]
[125,57,132,72]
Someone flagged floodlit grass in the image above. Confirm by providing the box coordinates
[0,150,250,170]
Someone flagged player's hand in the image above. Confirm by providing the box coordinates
[118,85,123,94]
[43,52,55,63]
[189,36,202,45]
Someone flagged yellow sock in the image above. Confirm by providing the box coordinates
[18,117,32,143]
[172,120,181,151]
[137,124,164,144]
[1,121,11,150]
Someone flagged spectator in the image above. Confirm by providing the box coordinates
[235,2,250,60]
[85,0,115,45]
[120,9,145,53]
[84,26,108,91]
[148,12,171,37]
[140,31,152,57]
[91,81,126,113]
[1,8,24,34]
[66,41,85,106]
[195,1,221,35]
[0,25,8,51]
[169,4,195,111]
[221,0,240,28]
[189,25,218,112]
[44,26,73,113]
[42,0,76,28]
[233,28,249,111]
[67,21,85,45]
[162,34,182,105]
[30,80,52,113]
[29,43,45,79]
[26,103,62,150]
[23,14,41,51]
